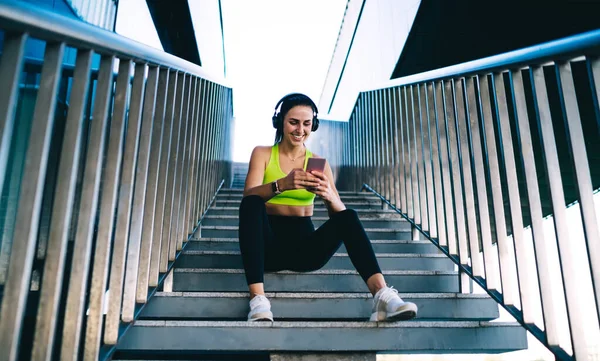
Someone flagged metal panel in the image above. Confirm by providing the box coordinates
[0,32,27,205]
[557,61,600,323]
[465,76,499,291]
[478,74,518,306]
[103,62,148,344]
[137,68,170,302]
[419,83,436,236]
[426,82,446,247]
[531,65,585,354]
[151,71,179,285]
[454,79,484,278]
[434,81,457,255]
[31,49,93,361]
[160,73,186,271]
[0,41,64,361]
[122,65,160,321]
[84,59,132,361]
[59,55,115,361]
[414,84,428,231]
[492,71,536,324]
[511,68,560,346]
[443,80,469,266]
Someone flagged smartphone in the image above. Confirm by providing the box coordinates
[306,157,326,173]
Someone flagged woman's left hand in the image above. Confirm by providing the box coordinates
[308,171,338,204]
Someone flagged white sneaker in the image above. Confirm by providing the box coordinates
[248,295,274,322]
[370,286,418,322]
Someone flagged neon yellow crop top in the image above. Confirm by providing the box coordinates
[262,143,316,206]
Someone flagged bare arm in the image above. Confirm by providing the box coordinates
[243,146,278,200]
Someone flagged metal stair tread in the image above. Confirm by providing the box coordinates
[132,320,521,328]
[174,268,456,275]
[152,291,493,299]
[182,250,447,258]
[199,225,410,232]
[188,237,433,244]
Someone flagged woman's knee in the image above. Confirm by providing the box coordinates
[240,195,265,213]
[333,208,359,223]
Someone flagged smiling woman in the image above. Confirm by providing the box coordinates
[237,93,419,323]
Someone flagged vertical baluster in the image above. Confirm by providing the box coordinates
[414,84,428,232]
[409,86,422,226]
[455,78,484,279]
[176,77,196,250]
[492,71,536,323]
[0,33,27,202]
[402,87,414,219]
[152,70,178,283]
[187,79,203,232]
[169,76,192,258]
[532,64,588,356]
[199,82,214,214]
[419,83,436,236]
[391,87,402,209]
[465,76,500,291]
[443,80,470,286]
[121,65,160,321]
[394,87,406,212]
[434,81,457,256]
[31,49,93,361]
[384,88,394,202]
[137,68,170,301]
[512,67,562,347]
[160,73,185,273]
[478,74,518,306]
[557,60,600,324]
[60,55,114,361]
[377,90,385,195]
[84,58,131,361]
[357,95,364,189]
[104,62,147,344]
[427,82,446,247]
[193,81,209,224]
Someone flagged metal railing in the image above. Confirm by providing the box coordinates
[320,30,600,361]
[306,118,348,186]
[0,1,233,360]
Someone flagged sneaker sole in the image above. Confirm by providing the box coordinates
[248,311,274,322]
[369,303,418,322]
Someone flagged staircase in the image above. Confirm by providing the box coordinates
[115,188,527,360]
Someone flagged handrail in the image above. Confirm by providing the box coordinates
[0,2,234,360]
[368,29,600,91]
[317,30,600,361]
[0,0,229,86]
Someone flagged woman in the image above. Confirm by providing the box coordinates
[238,93,418,322]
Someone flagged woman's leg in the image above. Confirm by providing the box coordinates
[294,209,383,293]
[238,195,273,292]
[238,195,278,321]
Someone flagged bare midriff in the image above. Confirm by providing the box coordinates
[265,203,314,217]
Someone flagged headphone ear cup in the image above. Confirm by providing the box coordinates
[272,114,279,128]
[312,117,319,131]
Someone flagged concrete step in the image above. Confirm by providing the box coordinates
[173,269,459,293]
[206,207,403,219]
[216,193,383,203]
[214,199,383,210]
[186,238,440,254]
[140,292,500,321]
[117,320,527,353]
[196,226,412,240]
[200,215,410,229]
[221,188,372,197]
[177,251,454,271]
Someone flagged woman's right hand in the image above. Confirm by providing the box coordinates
[280,168,321,191]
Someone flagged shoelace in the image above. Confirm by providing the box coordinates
[378,286,400,304]
[250,295,269,309]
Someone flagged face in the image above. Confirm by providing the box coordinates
[282,105,314,145]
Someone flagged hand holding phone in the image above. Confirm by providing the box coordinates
[306,157,326,173]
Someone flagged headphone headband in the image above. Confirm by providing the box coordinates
[271,93,319,132]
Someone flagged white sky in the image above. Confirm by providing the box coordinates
[115,0,347,162]
[221,0,347,162]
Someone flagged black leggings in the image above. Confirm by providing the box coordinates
[238,195,382,285]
